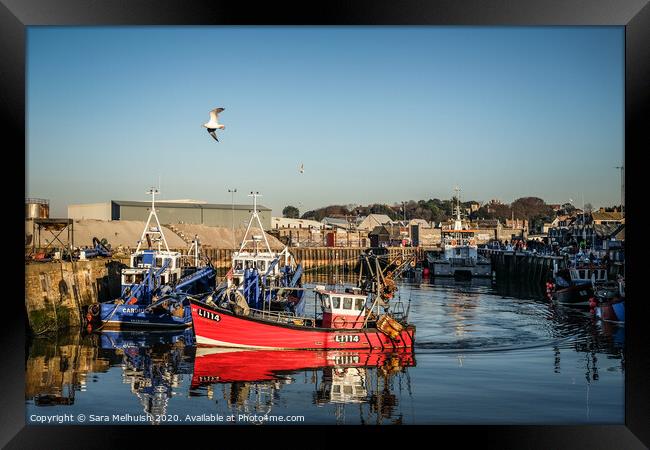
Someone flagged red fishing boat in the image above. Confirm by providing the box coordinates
[190,247,417,350]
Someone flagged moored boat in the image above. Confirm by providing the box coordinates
[592,296,625,323]
[191,213,417,350]
[591,277,625,323]
[550,258,607,306]
[86,188,216,330]
[428,188,491,279]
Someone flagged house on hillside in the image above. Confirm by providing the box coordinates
[591,210,623,226]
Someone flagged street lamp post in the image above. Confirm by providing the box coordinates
[228,188,237,250]
[615,166,624,217]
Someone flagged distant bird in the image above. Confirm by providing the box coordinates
[203,107,225,142]
[299,162,304,174]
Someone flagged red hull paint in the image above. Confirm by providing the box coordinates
[192,347,415,386]
[190,300,415,350]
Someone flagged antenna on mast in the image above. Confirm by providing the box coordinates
[135,187,170,253]
[237,191,272,254]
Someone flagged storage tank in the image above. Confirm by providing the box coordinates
[25,198,49,219]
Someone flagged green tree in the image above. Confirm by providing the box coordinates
[282,205,300,219]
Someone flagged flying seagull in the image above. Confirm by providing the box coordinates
[203,107,225,142]
[299,162,304,174]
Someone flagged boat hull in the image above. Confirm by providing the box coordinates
[432,262,492,278]
[595,300,625,323]
[99,303,192,329]
[553,283,593,306]
[190,300,415,350]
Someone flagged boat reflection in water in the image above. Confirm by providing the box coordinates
[191,347,414,423]
[97,330,195,423]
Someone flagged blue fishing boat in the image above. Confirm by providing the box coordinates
[199,192,305,318]
[86,188,216,330]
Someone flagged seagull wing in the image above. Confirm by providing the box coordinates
[209,107,225,122]
[208,129,219,142]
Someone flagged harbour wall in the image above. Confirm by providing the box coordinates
[479,249,565,286]
[25,258,128,334]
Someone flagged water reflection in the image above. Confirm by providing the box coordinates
[25,278,625,424]
[191,347,414,423]
[98,330,194,423]
[26,333,108,406]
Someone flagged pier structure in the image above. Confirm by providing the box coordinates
[479,248,565,285]
[203,246,424,272]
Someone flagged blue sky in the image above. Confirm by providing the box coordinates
[26,27,624,217]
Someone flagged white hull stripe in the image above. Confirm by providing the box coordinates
[196,335,289,350]
[103,320,189,328]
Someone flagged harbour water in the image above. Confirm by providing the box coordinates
[25,276,624,425]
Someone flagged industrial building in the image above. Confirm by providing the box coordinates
[67,200,272,229]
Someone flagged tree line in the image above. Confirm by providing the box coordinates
[284,196,566,228]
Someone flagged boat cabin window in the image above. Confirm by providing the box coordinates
[258,260,266,272]
[343,297,353,310]
[355,298,365,310]
[124,273,145,284]
[235,260,243,271]
[332,296,341,309]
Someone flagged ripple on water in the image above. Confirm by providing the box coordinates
[400,280,618,355]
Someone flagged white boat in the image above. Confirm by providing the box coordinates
[427,188,492,278]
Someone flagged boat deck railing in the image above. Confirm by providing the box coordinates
[247,307,316,327]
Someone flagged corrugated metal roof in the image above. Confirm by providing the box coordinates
[321,217,349,225]
[111,200,270,211]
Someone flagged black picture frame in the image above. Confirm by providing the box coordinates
[4,0,648,447]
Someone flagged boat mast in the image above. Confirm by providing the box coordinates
[237,191,272,254]
[135,187,170,253]
[453,186,462,231]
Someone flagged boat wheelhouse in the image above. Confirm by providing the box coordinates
[315,287,368,329]
[224,192,305,314]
